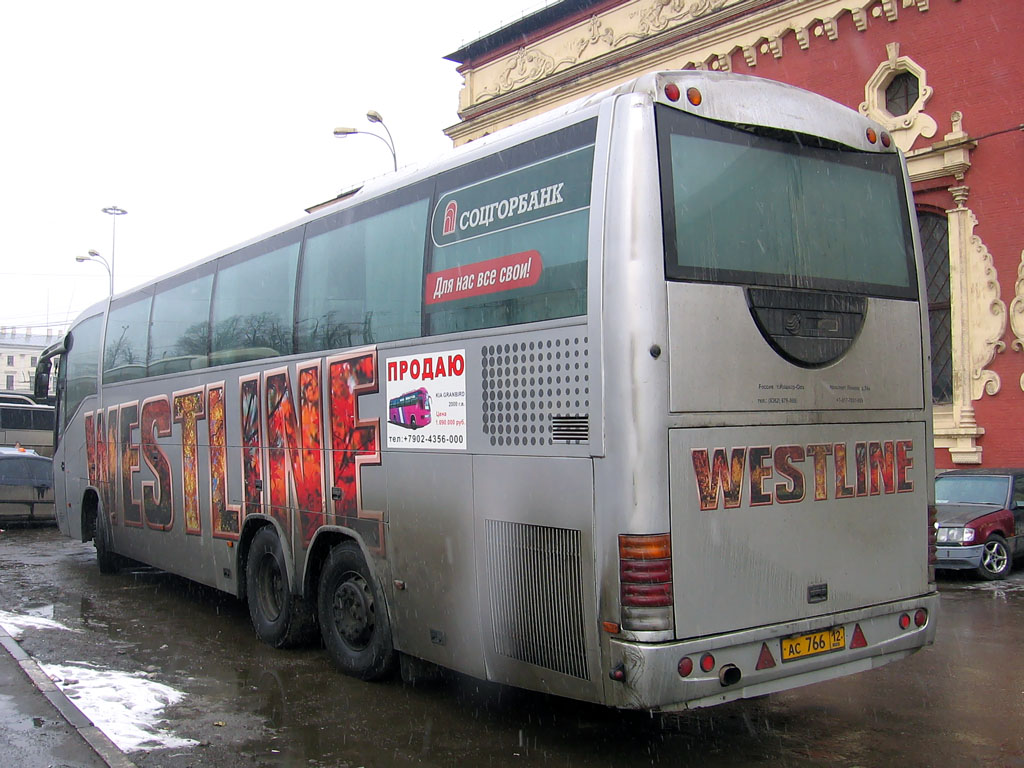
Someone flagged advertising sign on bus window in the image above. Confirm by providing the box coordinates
[426,122,596,336]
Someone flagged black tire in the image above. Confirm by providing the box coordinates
[246,527,317,648]
[409,415,417,428]
[94,509,120,575]
[318,541,395,680]
[977,534,1012,580]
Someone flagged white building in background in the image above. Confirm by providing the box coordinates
[0,326,63,394]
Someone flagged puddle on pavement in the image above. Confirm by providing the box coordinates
[2,527,1023,767]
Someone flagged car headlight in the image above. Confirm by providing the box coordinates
[937,527,976,544]
[937,527,963,543]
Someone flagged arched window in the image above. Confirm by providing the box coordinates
[918,210,951,403]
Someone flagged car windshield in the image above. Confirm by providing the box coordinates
[935,475,1009,506]
[0,457,53,487]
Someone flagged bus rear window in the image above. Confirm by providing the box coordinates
[657,106,917,298]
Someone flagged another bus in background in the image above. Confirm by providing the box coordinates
[0,403,55,456]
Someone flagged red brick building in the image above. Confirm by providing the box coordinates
[446,0,1023,467]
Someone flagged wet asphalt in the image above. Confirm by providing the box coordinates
[0,525,1022,767]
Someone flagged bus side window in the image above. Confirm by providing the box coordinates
[104,294,152,383]
[63,314,103,431]
[148,272,213,376]
[211,233,301,365]
[296,195,429,354]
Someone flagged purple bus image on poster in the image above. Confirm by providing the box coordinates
[388,387,431,429]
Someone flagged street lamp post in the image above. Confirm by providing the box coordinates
[333,109,397,171]
[75,250,113,296]
[101,205,126,293]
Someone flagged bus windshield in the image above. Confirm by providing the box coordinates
[657,105,917,298]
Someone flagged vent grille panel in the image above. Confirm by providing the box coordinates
[481,335,590,446]
[486,519,589,680]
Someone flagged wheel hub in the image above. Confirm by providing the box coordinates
[332,573,374,649]
[982,541,1007,574]
[257,553,285,621]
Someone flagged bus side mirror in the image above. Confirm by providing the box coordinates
[34,362,51,402]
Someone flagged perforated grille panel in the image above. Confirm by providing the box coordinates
[481,335,590,446]
[486,519,589,680]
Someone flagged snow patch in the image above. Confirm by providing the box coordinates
[40,661,199,752]
[0,609,75,639]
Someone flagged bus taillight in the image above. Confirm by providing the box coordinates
[619,534,674,631]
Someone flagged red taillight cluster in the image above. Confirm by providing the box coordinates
[676,652,716,677]
[619,534,672,608]
[898,609,929,631]
[618,533,674,631]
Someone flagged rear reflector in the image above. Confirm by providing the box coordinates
[850,624,868,649]
[914,609,928,627]
[755,642,777,670]
[700,653,715,673]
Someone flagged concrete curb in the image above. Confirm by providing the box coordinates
[0,624,138,768]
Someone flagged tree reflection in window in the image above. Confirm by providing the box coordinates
[211,240,299,362]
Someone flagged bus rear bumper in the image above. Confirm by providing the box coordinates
[605,591,939,711]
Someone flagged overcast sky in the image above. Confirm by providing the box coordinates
[0,0,541,334]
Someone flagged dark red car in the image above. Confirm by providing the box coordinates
[934,469,1024,580]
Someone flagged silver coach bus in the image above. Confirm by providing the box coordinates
[38,71,937,710]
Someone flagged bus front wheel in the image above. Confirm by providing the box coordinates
[318,541,395,680]
[246,527,316,648]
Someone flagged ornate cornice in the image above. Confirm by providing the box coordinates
[454,0,932,130]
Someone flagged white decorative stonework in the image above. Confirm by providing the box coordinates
[858,42,937,152]
[1008,251,1024,390]
[448,0,932,144]
[932,182,1007,465]
[475,0,731,104]
[955,203,1005,402]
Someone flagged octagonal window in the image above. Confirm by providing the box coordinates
[885,71,919,117]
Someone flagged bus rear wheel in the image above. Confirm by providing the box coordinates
[318,541,395,680]
[246,527,316,648]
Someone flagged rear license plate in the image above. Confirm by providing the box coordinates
[780,627,846,662]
